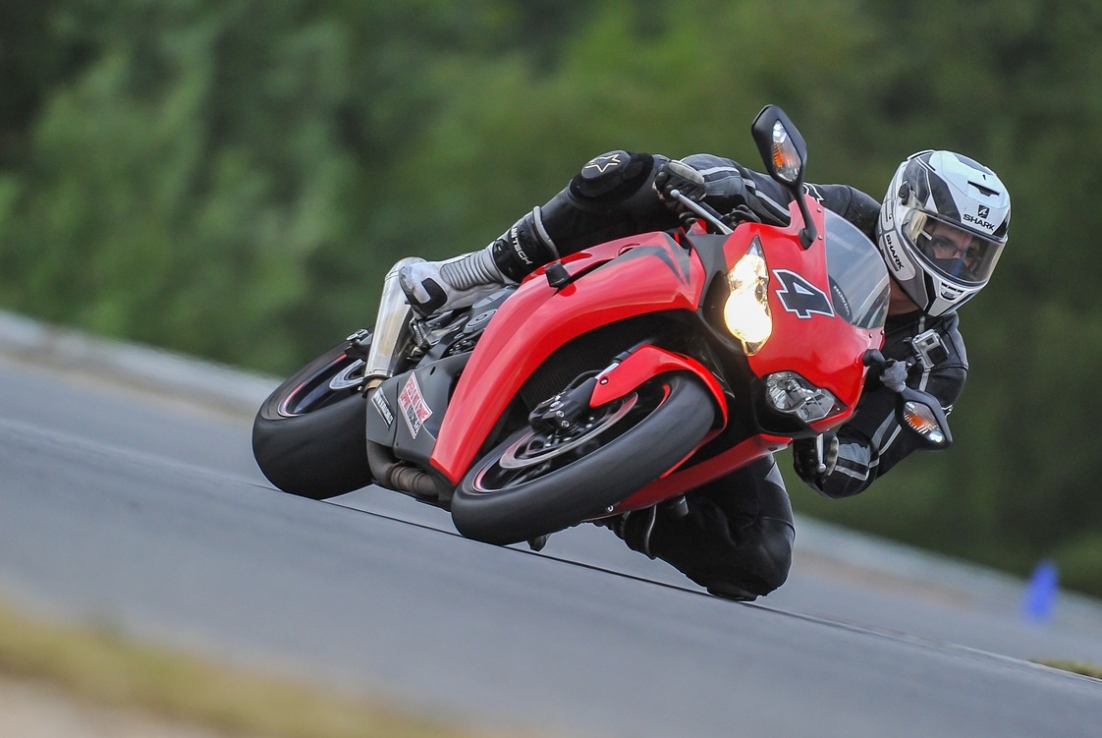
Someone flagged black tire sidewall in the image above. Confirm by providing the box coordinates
[252,341,372,499]
[451,373,714,544]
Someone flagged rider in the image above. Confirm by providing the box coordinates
[400,147,1011,601]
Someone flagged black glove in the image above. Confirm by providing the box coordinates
[653,159,707,214]
[792,431,839,492]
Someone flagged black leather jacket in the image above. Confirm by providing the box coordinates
[821,309,967,498]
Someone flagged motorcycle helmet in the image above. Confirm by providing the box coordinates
[876,150,1010,316]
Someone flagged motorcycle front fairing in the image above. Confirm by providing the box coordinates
[614,201,888,512]
[428,231,711,485]
[739,206,885,430]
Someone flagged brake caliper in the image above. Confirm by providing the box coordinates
[528,376,600,434]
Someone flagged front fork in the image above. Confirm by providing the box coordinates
[528,345,729,436]
[591,345,728,428]
[590,345,729,520]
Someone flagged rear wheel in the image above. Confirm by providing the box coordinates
[252,336,373,499]
[451,373,714,545]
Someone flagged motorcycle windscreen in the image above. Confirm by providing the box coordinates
[822,210,890,331]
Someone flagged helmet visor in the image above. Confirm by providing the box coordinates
[902,211,1004,285]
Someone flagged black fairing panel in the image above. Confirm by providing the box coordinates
[366,353,470,467]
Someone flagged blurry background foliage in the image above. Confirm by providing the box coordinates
[2,0,1102,595]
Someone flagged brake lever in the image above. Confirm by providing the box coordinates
[669,189,733,235]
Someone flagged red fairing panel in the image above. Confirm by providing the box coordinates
[430,233,706,484]
[725,202,883,428]
[613,434,790,513]
[589,344,727,426]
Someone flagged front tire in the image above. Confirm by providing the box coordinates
[252,337,374,499]
[451,373,714,545]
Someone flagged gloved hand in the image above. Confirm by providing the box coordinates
[792,431,839,492]
[653,159,707,213]
[879,357,909,393]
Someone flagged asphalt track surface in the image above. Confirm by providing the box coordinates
[2,317,1101,737]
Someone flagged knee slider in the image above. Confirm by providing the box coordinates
[691,516,794,597]
[570,150,656,204]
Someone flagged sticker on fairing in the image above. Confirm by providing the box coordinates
[773,269,835,319]
[398,373,433,438]
[371,390,395,428]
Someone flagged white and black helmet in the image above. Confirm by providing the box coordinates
[876,150,1010,316]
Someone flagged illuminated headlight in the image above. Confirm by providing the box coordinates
[764,371,844,423]
[724,238,772,354]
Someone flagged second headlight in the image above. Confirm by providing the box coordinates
[764,371,845,423]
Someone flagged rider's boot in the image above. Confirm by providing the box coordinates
[400,207,559,317]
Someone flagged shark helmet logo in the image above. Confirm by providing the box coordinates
[883,232,904,271]
[880,232,916,280]
[963,204,996,231]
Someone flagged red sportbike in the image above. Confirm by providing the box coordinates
[253,106,949,546]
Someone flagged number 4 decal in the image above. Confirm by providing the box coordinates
[773,269,834,319]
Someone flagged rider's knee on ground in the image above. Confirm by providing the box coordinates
[641,456,796,599]
[643,494,795,599]
[671,515,794,599]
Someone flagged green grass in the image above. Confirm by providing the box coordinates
[1032,659,1102,681]
[0,603,532,738]
[7,599,1098,738]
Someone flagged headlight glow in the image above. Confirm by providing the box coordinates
[764,371,844,423]
[724,239,772,354]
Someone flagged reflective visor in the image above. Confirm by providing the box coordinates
[902,210,1005,285]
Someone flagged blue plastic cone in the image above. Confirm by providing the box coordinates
[1022,559,1059,623]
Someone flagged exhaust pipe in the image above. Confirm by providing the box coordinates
[363,257,422,389]
[366,436,449,504]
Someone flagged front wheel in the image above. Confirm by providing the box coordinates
[451,373,715,545]
[252,336,374,499]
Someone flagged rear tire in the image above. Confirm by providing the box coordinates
[451,373,714,545]
[252,337,373,499]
